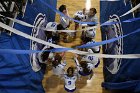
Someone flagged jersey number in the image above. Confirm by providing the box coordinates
[68,81,71,85]
[77,12,82,15]
[51,23,56,27]
[88,56,94,61]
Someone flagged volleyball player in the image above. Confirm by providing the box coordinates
[52,53,66,77]
[86,8,98,26]
[37,22,64,64]
[59,4,75,43]
[62,66,77,92]
[73,8,88,30]
[73,49,100,80]
[59,4,71,29]
[81,8,98,44]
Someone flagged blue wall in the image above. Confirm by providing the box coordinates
[0,0,57,93]
[101,0,140,92]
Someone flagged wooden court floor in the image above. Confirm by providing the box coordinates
[42,0,110,93]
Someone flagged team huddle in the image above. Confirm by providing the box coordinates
[31,4,100,92]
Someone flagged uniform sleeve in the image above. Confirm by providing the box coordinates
[59,63,66,70]
[60,71,67,80]
[74,57,80,66]
[87,15,98,26]
[92,15,98,24]
[87,63,95,70]
[61,74,66,80]
[92,57,99,66]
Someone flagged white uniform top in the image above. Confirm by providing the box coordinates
[60,16,70,29]
[46,22,58,31]
[81,54,99,66]
[52,61,66,76]
[74,57,95,71]
[46,22,58,36]
[74,49,99,69]
[74,10,88,22]
[85,28,96,38]
[77,63,94,72]
[87,41,100,52]
[64,74,77,90]
[86,15,98,25]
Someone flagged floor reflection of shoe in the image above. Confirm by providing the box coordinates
[88,72,94,80]
[88,76,92,80]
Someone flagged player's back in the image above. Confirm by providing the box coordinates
[86,14,98,23]
[64,75,77,90]
[74,10,87,22]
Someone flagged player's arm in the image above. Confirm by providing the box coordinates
[61,53,67,66]
[73,55,80,66]
[60,72,66,80]
[74,69,81,79]
[61,60,67,68]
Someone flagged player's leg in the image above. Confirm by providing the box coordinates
[88,71,94,80]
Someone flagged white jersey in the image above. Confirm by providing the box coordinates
[77,63,94,72]
[60,16,70,29]
[74,49,99,68]
[85,28,96,38]
[74,10,87,22]
[64,75,77,90]
[74,57,95,71]
[86,15,98,25]
[46,22,60,37]
[81,55,99,67]
[87,41,100,52]
[46,22,58,31]
[52,61,66,76]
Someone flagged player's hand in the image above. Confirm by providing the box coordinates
[74,54,78,58]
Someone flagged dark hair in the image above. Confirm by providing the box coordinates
[74,16,81,21]
[52,54,62,68]
[83,8,86,12]
[90,8,97,14]
[57,24,65,30]
[41,51,50,62]
[80,61,90,74]
[50,24,64,44]
[59,5,66,12]
[67,67,74,77]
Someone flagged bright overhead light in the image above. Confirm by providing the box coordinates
[85,0,91,11]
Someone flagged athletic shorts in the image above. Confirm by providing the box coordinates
[64,86,76,92]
